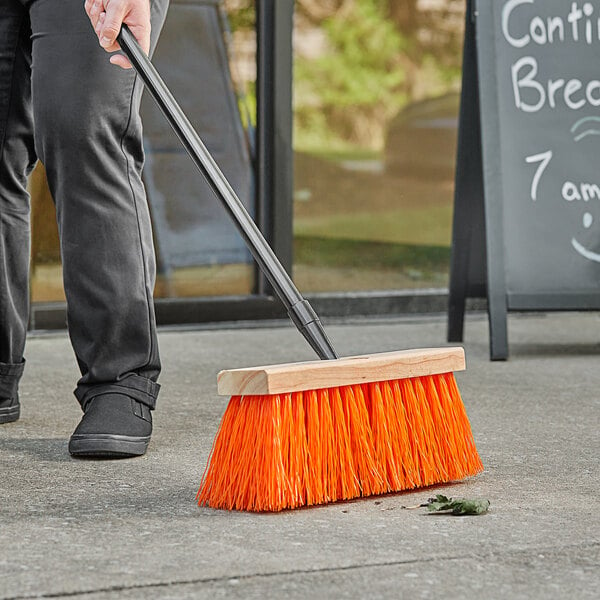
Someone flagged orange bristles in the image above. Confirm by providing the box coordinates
[196,372,483,512]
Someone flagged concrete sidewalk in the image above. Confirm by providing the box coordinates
[1,312,598,599]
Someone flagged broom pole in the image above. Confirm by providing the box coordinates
[117,25,338,361]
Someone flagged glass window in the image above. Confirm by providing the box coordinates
[30,0,258,304]
[30,165,63,303]
[29,0,466,305]
[292,0,465,292]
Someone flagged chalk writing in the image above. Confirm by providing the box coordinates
[503,1,600,48]
[525,150,553,200]
[524,144,600,263]
[571,115,600,140]
[503,1,600,112]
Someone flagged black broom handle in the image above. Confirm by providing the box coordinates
[117,25,338,361]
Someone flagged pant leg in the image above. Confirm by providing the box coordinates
[0,0,35,399]
[29,0,170,409]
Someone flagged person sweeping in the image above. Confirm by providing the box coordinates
[0,0,169,457]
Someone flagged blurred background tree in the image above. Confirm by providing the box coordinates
[294,0,407,151]
[224,0,464,154]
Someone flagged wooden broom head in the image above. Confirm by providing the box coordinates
[198,345,482,511]
[217,347,466,396]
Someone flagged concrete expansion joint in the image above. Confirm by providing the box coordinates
[4,541,598,600]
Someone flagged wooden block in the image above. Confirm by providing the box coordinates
[217,347,465,396]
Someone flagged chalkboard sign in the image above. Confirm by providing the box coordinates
[448,0,600,359]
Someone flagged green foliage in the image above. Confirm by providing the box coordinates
[223,0,465,154]
[294,236,450,272]
[224,0,254,32]
[295,0,408,151]
[425,495,490,516]
[237,81,256,129]
[309,2,406,109]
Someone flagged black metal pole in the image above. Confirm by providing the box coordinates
[117,25,338,360]
[448,0,479,343]
[256,0,294,296]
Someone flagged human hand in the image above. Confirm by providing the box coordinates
[84,0,151,69]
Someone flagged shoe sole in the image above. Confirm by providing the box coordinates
[0,405,20,424]
[69,434,150,458]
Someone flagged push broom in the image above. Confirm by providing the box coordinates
[118,26,483,512]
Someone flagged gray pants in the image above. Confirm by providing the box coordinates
[0,0,169,409]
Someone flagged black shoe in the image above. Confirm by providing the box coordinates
[0,395,20,424]
[68,393,152,458]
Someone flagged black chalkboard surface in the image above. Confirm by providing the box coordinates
[448,0,600,359]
